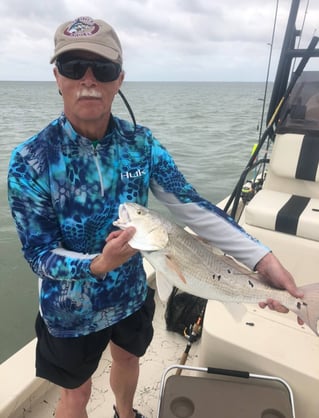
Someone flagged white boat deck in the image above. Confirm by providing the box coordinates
[8,286,201,418]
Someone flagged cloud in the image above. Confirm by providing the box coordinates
[0,0,318,81]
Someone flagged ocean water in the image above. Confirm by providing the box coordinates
[0,80,267,363]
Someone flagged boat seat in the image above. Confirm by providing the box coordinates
[245,189,319,241]
[270,132,319,181]
[245,132,319,241]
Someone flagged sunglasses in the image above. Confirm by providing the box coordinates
[56,57,122,82]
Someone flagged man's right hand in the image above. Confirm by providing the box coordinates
[90,227,137,279]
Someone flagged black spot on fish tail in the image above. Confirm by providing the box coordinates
[297,301,308,310]
[217,275,221,281]
[227,269,231,274]
[248,280,254,288]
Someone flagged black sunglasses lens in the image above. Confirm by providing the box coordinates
[57,61,87,79]
[57,59,121,82]
[92,62,121,82]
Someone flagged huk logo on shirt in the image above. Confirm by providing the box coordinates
[121,169,146,181]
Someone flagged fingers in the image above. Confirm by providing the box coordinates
[106,227,136,243]
[259,299,289,313]
[285,283,304,299]
[90,228,137,278]
[106,228,137,256]
[259,299,305,325]
[256,252,304,300]
[118,227,136,242]
[106,230,123,241]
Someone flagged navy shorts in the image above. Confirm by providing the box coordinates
[35,287,155,389]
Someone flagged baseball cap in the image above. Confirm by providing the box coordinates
[50,16,122,65]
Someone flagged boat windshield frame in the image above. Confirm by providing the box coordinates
[277,71,319,134]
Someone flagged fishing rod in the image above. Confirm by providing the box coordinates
[224,36,318,218]
[257,0,279,142]
[266,0,301,126]
[267,0,319,125]
[224,2,319,218]
[291,0,310,75]
[176,305,206,376]
[224,35,318,219]
[118,89,137,132]
[267,35,319,127]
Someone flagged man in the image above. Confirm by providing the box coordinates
[7,16,303,418]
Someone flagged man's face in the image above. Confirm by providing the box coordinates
[54,51,124,129]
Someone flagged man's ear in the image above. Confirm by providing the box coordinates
[53,66,59,79]
[117,70,125,91]
[53,67,62,92]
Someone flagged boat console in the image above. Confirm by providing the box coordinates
[199,72,319,418]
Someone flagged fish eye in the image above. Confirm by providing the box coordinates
[137,209,142,215]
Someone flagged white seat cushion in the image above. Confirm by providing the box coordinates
[245,189,319,242]
[271,134,304,178]
[271,133,319,181]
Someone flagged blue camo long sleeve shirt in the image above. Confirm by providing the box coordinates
[7,114,269,337]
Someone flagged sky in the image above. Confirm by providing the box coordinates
[0,0,318,82]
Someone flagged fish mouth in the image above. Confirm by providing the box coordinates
[114,204,131,226]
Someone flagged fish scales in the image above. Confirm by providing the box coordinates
[159,224,295,307]
[114,202,319,336]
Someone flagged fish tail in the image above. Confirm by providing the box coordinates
[296,283,319,336]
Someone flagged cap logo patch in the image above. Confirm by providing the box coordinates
[64,17,99,38]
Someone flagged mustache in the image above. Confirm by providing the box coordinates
[76,89,102,99]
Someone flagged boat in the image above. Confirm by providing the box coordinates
[199,1,319,417]
[1,0,318,417]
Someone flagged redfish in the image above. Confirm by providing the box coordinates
[114,202,319,336]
